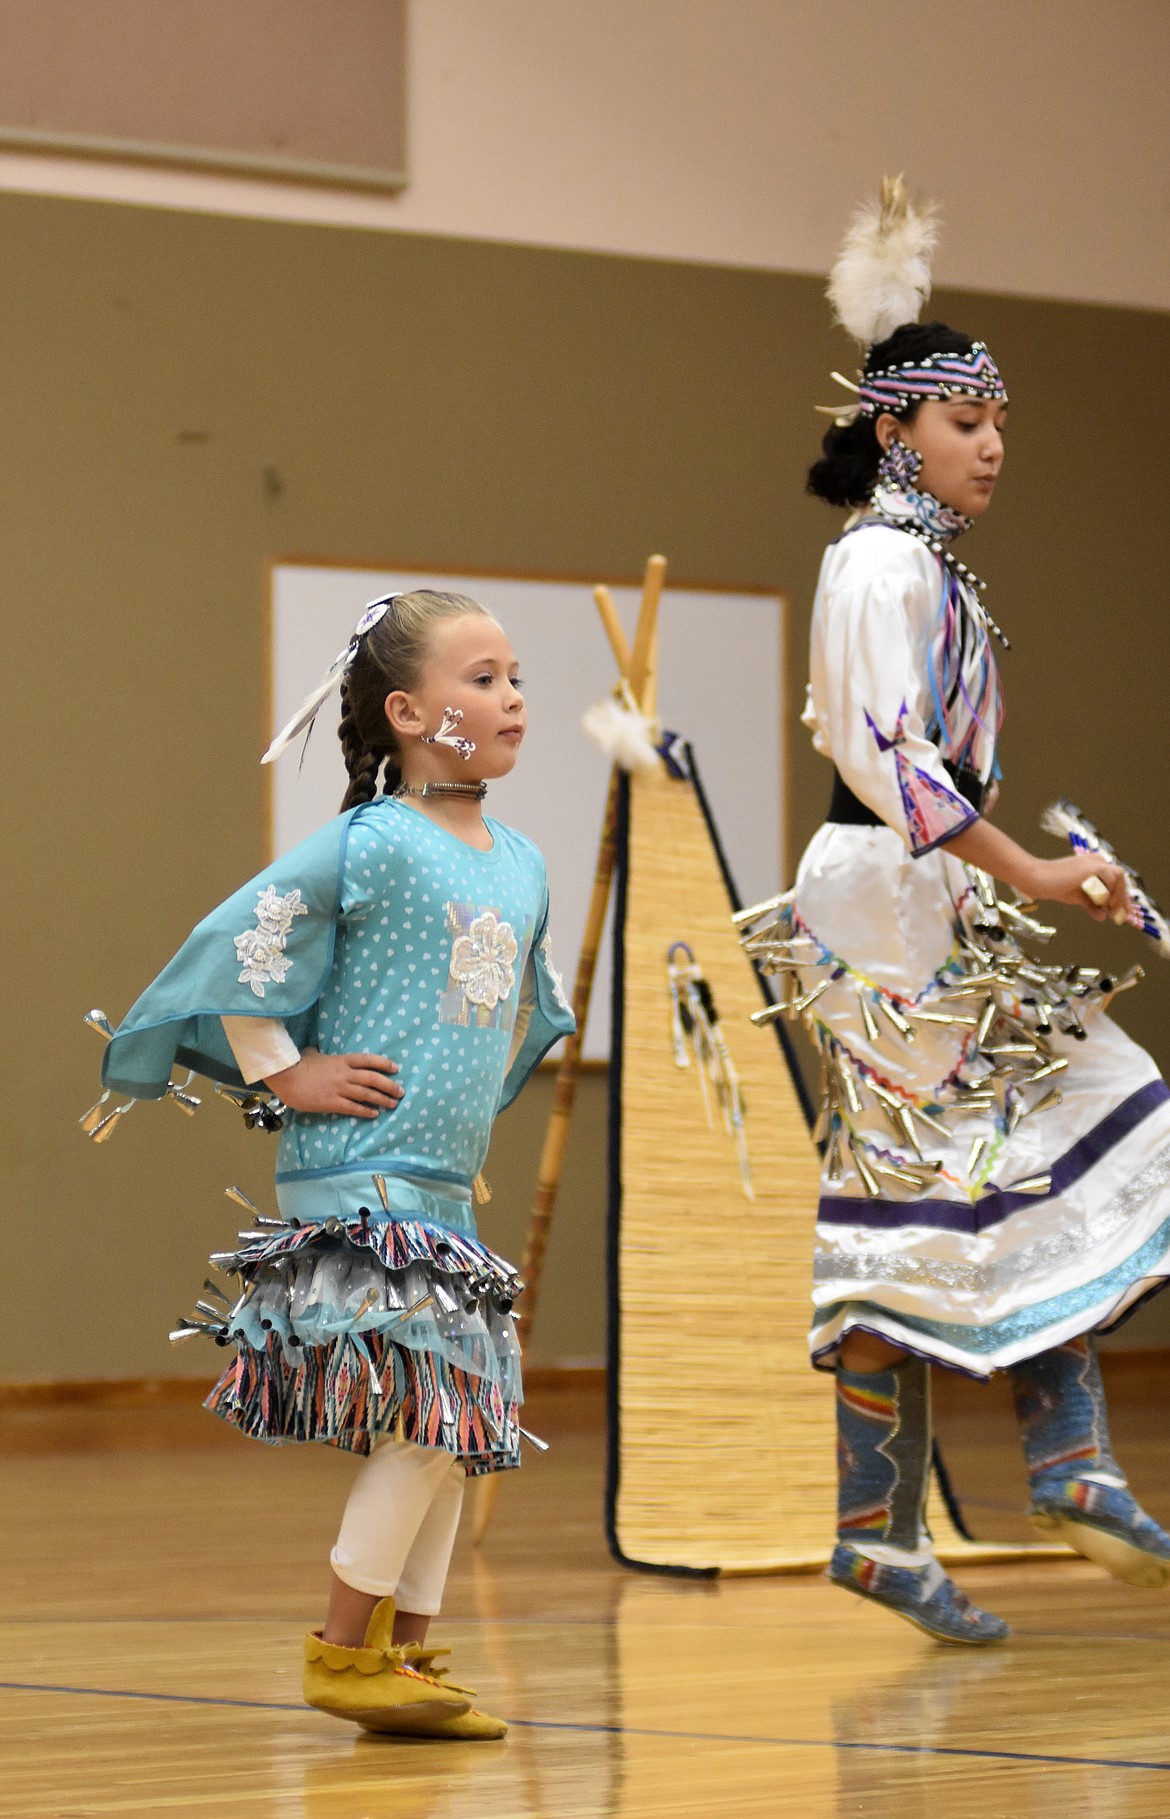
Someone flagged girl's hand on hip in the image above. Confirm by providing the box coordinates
[263,1048,403,1117]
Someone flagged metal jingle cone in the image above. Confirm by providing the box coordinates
[79,1095,111,1134]
[848,1137,882,1198]
[877,997,915,1041]
[907,1007,978,1027]
[967,1136,989,1179]
[998,900,1056,941]
[1007,1174,1052,1197]
[939,971,999,997]
[90,1103,132,1143]
[731,890,794,928]
[397,1294,435,1321]
[973,869,998,912]
[894,1106,924,1158]
[857,990,880,1043]
[170,1313,222,1339]
[912,1104,950,1139]
[875,1162,925,1190]
[790,978,832,1017]
[834,1057,863,1116]
[228,1285,255,1321]
[975,998,999,1046]
[875,1097,909,1149]
[225,1186,263,1215]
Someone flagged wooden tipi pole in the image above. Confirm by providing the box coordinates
[473,556,665,1543]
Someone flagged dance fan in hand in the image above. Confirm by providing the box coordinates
[1042,799,1170,950]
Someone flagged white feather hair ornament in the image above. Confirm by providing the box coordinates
[582,686,660,774]
[827,174,940,349]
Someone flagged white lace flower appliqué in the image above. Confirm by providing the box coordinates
[450,911,519,1011]
[540,930,572,1015]
[233,887,308,998]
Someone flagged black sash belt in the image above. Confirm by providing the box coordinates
[827,763,985,828]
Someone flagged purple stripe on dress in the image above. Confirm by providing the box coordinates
[817,1078,1170,1235]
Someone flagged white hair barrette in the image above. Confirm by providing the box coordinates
[262,594,400,765]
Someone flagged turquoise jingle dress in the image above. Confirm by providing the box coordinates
[101,798,575,1473]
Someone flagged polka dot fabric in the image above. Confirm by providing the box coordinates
[276,799,549,1188]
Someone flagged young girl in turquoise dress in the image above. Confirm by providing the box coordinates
[99,590,574,1739]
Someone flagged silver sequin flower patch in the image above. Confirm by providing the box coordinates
[440,903,520,1029]
[233,887,308,998]
[452,910,518,1009]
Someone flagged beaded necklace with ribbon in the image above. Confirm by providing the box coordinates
[862,479,1007,773]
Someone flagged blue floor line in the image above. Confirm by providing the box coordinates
[1,1680,1168,1773]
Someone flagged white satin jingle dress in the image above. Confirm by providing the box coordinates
[770,518,1170,1377]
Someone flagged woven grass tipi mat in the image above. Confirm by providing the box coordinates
[607,757,1063,1573]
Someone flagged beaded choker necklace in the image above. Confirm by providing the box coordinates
[866,480,1009,648]
[393,780,487,801]
[870,476,972,548]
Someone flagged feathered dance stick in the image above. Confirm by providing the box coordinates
[1042,800,1170,952]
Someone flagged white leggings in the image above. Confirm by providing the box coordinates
[330,1441,466,1617]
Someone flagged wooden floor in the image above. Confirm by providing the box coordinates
[4,1379,1170,1817]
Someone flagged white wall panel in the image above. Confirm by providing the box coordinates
[0,1,1167,309]
[270,564,785,1059]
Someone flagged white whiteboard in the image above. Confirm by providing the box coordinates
[269,565,786,1058]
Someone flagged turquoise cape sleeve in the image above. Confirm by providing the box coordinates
[102,808,362,1098]
[497,893,576,1111]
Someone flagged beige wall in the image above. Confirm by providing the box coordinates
[0,1,1168,308]
[3,192,1170,1384]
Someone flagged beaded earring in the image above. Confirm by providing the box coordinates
[876,437,923,492]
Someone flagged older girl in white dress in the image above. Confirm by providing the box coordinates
[743,182,1170,1643]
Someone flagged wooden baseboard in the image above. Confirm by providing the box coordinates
[3,1353,1156,1411]
[1097,1347,1170,1391]
[0,1364,606,1408]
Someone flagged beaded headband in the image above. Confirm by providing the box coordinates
[819,344,1007,426]
[858,344,1007,417]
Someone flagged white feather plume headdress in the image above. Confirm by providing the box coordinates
[827,174,939,350]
